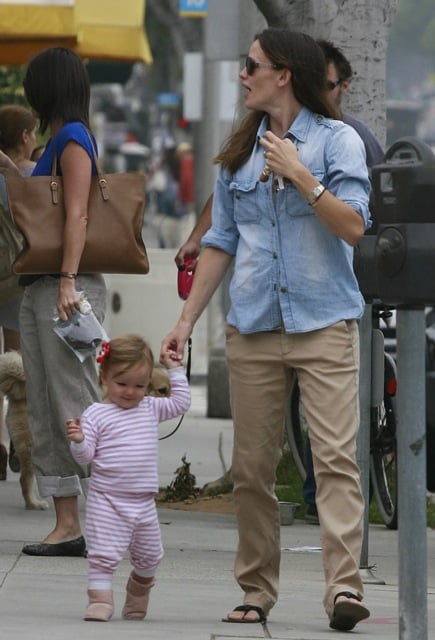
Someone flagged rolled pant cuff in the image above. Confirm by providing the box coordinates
[36,474,85,498]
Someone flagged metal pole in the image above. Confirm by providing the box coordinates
[358,305,371,565]
[396,308,427,640]
[201,0,246,415]
[357,304,385,583]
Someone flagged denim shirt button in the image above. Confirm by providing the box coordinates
[273,252,278,259]
[280,287,287,293]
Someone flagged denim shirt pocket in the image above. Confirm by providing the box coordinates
[284,170,325,218]
[230,179,261,224]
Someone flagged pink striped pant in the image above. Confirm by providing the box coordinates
[86,488,164,585]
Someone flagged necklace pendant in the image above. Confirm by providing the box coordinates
[259,166,271,182]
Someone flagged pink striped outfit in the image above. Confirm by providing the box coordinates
[70,367,191,589]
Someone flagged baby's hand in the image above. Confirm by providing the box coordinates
[66,418,84,444]
[160,348,183,370]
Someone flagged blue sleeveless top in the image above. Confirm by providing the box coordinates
[33,121,98,176]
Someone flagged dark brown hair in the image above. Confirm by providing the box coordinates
[215,28,339,174]
[23,47,90,134]
[317,39,353,83]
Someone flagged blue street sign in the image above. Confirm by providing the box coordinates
[157,92,181,107]
[179,0,207,17]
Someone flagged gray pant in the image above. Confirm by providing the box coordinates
[19,275,106,498]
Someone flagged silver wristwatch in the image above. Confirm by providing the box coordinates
[307,184,326,206]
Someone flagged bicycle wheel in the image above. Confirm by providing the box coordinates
[370,354,398,530]
[284,378,308,481]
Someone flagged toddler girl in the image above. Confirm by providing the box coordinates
[67,333,191,621]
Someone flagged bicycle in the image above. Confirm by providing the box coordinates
[284,303,399,530]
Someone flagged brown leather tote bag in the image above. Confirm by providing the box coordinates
[6,141,149,275]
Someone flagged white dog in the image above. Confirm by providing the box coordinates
[0,351,48,509]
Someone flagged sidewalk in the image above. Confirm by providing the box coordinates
[0,384,434,639]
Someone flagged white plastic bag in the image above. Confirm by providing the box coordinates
[53,292,108,363]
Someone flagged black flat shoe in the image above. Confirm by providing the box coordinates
[8,440,20,473]
[0,443,7,481]
[22,535,87,557]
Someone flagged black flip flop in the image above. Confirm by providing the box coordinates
[222,604,267,624]
[330,592,370,631]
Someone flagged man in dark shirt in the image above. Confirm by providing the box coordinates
[303,40,384,524]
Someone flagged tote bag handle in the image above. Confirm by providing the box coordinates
[49,129,109,204]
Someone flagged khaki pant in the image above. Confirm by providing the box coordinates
[225,321,365,618]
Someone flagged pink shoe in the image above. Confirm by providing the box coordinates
[84,589,113,622]
[122,573,155,620]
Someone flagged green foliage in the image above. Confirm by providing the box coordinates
[276,446,304,516]
[420,18,435,56]
[368,491,435,528]
[0,65,27,107]
[276,446,300,486]
[276,445,435,527]
[391,0,435,58]
[0,64,48,148]
[162,454,200,502]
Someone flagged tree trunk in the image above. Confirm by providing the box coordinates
[201,0,400,490]
[253,0,400,145]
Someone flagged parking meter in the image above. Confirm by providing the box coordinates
[353,220,378,302]
[371,136,435,307]
[353,173,382,301]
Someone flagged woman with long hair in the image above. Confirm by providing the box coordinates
[161,28,371,632]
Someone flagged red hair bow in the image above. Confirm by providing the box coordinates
[96,341,111,363]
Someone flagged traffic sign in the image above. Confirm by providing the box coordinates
[179,0,207,17]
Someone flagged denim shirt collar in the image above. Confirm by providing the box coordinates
[256,106,322,146]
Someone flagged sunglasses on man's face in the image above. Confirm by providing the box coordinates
[327,79,343,91]
[245,56,281,76]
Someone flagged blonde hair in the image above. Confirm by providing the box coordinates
[99,334,154,376]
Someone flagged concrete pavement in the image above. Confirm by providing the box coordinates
[0,383,434,639]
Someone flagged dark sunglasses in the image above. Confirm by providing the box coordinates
[245,56,280,76]
[327,79,343,91]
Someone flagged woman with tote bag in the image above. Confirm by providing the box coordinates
[0,47,107,556]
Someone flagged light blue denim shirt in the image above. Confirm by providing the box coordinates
[202,106,371,334]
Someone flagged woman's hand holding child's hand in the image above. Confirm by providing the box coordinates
[160,347,183,370]
[66,418,84,444]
